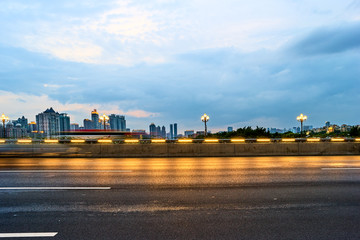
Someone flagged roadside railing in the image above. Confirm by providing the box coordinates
[0,138,359,144]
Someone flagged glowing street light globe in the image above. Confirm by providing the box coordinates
[296,113,307,133]
[201,114,209,122]
[99,114,109,131]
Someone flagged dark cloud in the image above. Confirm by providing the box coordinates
[291,22,360,55]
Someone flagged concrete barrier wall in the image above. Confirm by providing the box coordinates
[0,142,359,157]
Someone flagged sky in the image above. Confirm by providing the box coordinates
[0,0,359,133]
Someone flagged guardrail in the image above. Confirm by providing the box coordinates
[0,138,360,144]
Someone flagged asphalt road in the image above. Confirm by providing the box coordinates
[0,156,360,239]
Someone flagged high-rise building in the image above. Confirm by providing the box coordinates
[59,113,70,132]
[109,114,126,131]
[184,130,194,138]
[174,123,178,139]
[28,121,37,132]
[36,107,60,137]
[161,126,166,138]
[149,123,156,137]
[13,116,28,129]
[70,123,79,131]
[170,124,173,139]
[227,126,233,132]
[156,126,161,137]
[91,109,100,130]
[83,119,92,130]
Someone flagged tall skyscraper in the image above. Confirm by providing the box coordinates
[36,107,60,137]
[83,119,92,130]
[109,114,126,131]
[149,123,156,136]
[59,113,70,132]
[174,123,178,139]
[91,109,100,130]
[161,126,166,138]
[170,124,173,139]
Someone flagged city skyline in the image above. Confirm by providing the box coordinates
[0,0,359,132]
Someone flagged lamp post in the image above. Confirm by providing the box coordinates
[0,114,9,138]
[201,114,209,137]
[296,113,307,134]
[99,114,109,131]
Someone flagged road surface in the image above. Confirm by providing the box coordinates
[0,156,360,239]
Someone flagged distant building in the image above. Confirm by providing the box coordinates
[170,124,174,139]
[28,121,37,132]
[227,127,233,132]
[303,125,313,131]
[109,114,126,131]
[184,130,194,138]
[59,113,70,132]
[325,121,330,128]
[161,126,166,138]
[13,116,28,129]
[83,119,92,130]
[91,109,100,130]
[70,123,79,131]
[174,123,178,139]
[36,107,61,137]
[149,123,156,137]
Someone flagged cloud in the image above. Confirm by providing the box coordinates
[0,90,157,124]
[290,22,360,55]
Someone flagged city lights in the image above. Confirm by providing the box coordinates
[178,139,193,143]
[307,138,320,142]
[124,139,139,143]
[99,114,109,131]
[17,139,32,143]
[257,139,271,142]
[282,138,296,142]
[231,139,245,143]
[151,139,166,143]
[0,114,9,138]
[70,139,85,143]
[44,139,59,143]
[204,139,218,143]
[98,139,113,143]
[331,138,345,142]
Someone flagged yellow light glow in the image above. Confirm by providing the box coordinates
[71,139,85,143]
[178,139,193,143]
[296,113,308,121]
[151,139,166,143]
[0,139,6,143]
[124,139,139,143]
[204,139,219,143]
[282,138,296,142]
[201,113,210,122]
[98,139,112,143]
[307,138,320,142]
[44,139,59,143]
[331,138,345,142]
[17,139,32,143]
[355,138,360,142]
[231,139,245,143]
[257,139,271,142]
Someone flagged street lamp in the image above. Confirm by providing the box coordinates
[99,114,109,131]
[296,113,307,134]
[0,114,9,138]
[201,113,209,137]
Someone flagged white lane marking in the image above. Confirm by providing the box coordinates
[322,168,360,170]
[0,232,58,238]
[0,170,132,173]
[0,187,111,190]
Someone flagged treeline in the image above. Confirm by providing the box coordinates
[197,126,360,139]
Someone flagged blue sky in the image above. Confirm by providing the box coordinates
[1,0,359,133]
